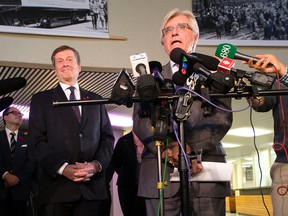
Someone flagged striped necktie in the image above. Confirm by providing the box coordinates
[10,132,16,156]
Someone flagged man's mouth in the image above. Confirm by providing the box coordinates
[172,40,181,45]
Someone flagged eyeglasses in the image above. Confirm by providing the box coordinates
[162,23,192,36]
[6,111,23,117]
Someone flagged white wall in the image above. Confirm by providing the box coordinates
[0,0,191,70]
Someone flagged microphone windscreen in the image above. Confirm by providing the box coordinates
[137,74,160,102]
[0,96,13,112]
[215,43,237,59]
[170,48,186,64]
[0,77,27,96]
[192,53,220,71]
[110,68,135,107]
[172,72,187,86]
[149,61,162,73]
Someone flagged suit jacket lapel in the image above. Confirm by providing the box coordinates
[52,84,68,103]
[52,84,82,125]
[1,131,11,156]
[162,63,173,80]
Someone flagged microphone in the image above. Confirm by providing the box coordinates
[130,52,151,77]
[149,61,174,96]
[192,62,235,93]
[129,53,160,102]
[172,72,188,86]
[215,43,274,66]
[171,48,220,86]
[110,68,135,108]
[135,61,162,102]
[0,77,27,96]
[0,96,13,112]
[149,61,165,85]
[171,48,235,93]
[217,57,236,74]
[215,56,276,90]
[170,47,219,72]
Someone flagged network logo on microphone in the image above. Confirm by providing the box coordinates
[217,57,235,74]
[180,56,189,75]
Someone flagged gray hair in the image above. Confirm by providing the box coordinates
[160,8,199,42]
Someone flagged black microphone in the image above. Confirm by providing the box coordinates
[170,47,220,72]
[171,50,232,91]
[0,77,27,96]
[215,43,274,66]
[149,61,174,95]
[137,61,164,102]
[110,68,135,107]
[171,48,220,86]
[149,61,165,85]
[192,62,235,93]
[172,72,187,86]
[0,96,13,112]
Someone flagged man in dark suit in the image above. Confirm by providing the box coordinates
[109,130,146,216]
[28,45,115,216]
[0,106,36,216]
[133,8,232,216]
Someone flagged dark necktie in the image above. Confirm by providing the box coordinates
[10,132,16,156]
[68,86,81,122]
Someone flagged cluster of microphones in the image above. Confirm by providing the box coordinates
[110,43,276,107]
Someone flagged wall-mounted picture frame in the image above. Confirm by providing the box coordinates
[192,0,288,46]
[0,0,109,39]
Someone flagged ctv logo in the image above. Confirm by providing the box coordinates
[181,62,188,75]
[180,55,188,75]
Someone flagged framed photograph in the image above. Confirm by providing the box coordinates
[245,169,253,181]
[192,0,288,46]
[0,0,109,39]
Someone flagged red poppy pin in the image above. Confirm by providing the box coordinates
[19,136,25,141]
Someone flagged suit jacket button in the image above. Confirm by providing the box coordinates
[79,133,83,138]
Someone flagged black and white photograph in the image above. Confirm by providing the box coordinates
[0,0,109,38]
[192,0,288,46]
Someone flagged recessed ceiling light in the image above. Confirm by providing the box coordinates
[227,127,273,137]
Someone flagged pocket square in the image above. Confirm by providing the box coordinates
[21,144,27,147]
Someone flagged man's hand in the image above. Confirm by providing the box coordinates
[190,159,203,175]
[244,54,286,77]
[62,162,100,182]
[3,173,20,186]
[161,141,191,167]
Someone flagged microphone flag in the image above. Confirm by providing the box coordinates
[217,57,236,74]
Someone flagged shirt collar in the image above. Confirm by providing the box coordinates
[5,128,18,138]
[170,60,179,74]
[59,82,80,92]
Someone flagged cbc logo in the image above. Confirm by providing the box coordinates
[220,44,231,58]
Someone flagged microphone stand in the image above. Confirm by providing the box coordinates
[53,89,288,107]
[174,89,194,216]
[153,106,170,216]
